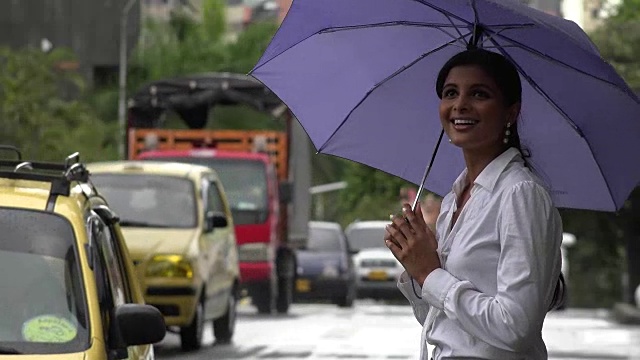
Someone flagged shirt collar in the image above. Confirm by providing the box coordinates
[474,147,522,192]
[451,147,522,197]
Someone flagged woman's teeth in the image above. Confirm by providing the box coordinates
[453,119,478,125]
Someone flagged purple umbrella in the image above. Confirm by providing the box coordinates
[250,0,640,212]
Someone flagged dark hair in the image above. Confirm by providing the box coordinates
[435,49,525,154]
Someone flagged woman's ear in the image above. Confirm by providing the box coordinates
[508,102,521,125]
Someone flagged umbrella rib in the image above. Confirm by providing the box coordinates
[490,32,639,104]
[490,39,617,209]
[319,21,471,47]
[318,21,469,33]
[488,38,582,135]
[318,34,469,153]
[410,0,472,26]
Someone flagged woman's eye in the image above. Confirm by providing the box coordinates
[473,90,490,98]
[443,89,457,98]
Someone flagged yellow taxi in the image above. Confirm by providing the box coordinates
[0,147,165,359]
[88,161,240,351]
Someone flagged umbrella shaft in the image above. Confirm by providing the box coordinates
[412,128,445,211]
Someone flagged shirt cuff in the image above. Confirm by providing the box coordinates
[397,271,422,301]
[422,268,458,309]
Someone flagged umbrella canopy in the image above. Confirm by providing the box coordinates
[250,0,640,212]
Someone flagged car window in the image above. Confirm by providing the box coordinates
[89,215,136,350]
[150,157,268,225]
[0,207,89,353]
[206,179,226,214]
[93,216,133,306]
[345,226,387,251]
[308,227,343,252]
[91,173,197,228]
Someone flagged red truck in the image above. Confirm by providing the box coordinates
[125,73,312,314]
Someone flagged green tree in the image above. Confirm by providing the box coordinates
[565,0,640,307]
[0,47,117,162]
[590,0,640,89]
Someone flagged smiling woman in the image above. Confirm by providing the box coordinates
[386,48,566,360]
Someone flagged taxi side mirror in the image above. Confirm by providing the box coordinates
[116,304,166,346]
[205,210,228,233]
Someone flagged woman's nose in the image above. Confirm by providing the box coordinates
[452,96,470,112]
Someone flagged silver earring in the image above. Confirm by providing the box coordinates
[448,138,452,143]
[503,123,512,144]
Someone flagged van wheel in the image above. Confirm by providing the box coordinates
[214,290,237,343]
[180,300,204,351]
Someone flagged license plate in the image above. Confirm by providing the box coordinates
[296,279,311,292]
[367,270,388,281]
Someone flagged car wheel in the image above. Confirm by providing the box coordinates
[213,290,237,343]
[337,284,356,308]
[276,276,293,314]
[180,300,204,351]
[253,282,274,314]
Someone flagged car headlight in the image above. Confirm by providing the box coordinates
[145,255,193,278]
[322,263,340,278]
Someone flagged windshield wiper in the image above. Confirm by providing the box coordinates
[0,346,21,354]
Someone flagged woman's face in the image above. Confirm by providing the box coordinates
[438,65,519,153]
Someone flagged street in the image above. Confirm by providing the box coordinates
[154,301,640,360]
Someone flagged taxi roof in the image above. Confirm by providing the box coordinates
[88,160,216,180]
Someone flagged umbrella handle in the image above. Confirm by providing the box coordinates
[411,128,444,211]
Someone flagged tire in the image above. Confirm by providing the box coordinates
[336,284,356,308]
[213,290,237,343]
[276,275,293,314]
[252,282,274,314]
[180,300,204,351]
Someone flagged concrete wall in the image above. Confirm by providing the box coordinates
[0,0,141,84]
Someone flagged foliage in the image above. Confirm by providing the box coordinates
[0,47,117,162]
[590,0,640,89]
[561,0,640,307]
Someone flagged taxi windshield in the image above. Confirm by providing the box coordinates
[91,174,198,228]
[0,208,89,354]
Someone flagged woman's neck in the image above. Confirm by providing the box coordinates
[462,146,507,184]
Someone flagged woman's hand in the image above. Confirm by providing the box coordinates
[385,202,441,286]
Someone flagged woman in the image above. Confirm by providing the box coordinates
[385,48,565,359]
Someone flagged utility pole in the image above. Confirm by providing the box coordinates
[118,0,139,160]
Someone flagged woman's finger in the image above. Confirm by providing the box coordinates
[385,238,403,262]
[386,222,409,250]
[392,215,415,242]
[410,202,429,230]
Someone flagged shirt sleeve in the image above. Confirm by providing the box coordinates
[397,271,430,325]
[421,181,563,352]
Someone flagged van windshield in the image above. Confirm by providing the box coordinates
[91,174,198,228]
[146,157,269,225]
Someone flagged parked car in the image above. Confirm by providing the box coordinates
[88,161,240,351]
[557,232,577,310]
[345,221,404,299]
[0,148,165,359]
[294,221,356,307]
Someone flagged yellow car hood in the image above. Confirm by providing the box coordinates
[120,227,198,261]
[0,354,84,360]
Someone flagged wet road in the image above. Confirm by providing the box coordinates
[154,301,640,360]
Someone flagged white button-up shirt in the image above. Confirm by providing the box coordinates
[397,148,563,360]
